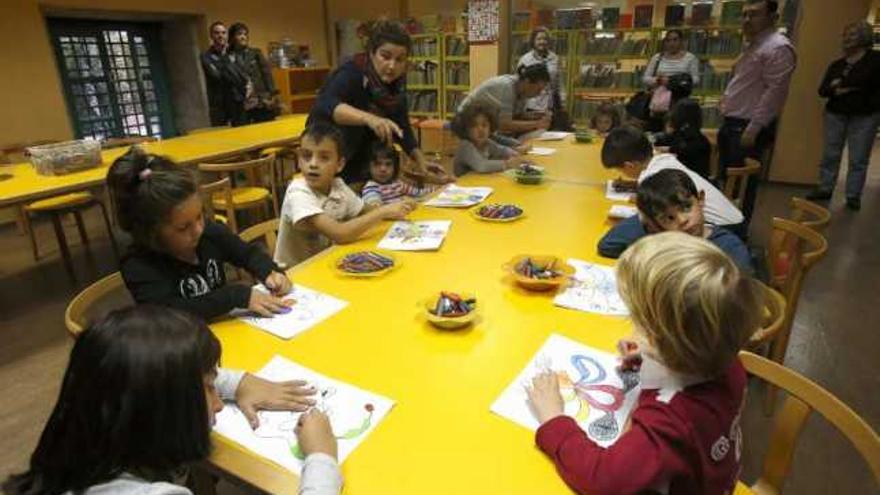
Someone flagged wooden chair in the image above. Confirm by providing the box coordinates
[702,128,720,180]
[738,351,880,495]
[763,218,828,412]
[239,218,281,254]
[748,281,787,349]
[788,197,831,231]
[1,140,59,235]
[199,177,238,233]
[64,271,133,337]
[723,158,761,209]
[261,144,299,197]
[198,155,279,230]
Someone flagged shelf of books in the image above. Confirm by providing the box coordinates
[509,1,751,129]
[443,32,470,119]
[406,31,470,119]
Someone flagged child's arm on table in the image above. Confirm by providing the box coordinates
[209,221,291,296]
[304,201,414,244]
[216,369,318,429]
[296,409,343,495]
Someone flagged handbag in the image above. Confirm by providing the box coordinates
[649,85,672,114]
[626,54,664,121]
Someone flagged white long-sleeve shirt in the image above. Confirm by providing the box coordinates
[642,51,701,87]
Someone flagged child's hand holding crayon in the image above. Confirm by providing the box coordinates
[248,289,295,317]
[264,271,292,297]
[617,339,643,372]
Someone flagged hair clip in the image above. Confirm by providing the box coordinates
[139,168,153,180]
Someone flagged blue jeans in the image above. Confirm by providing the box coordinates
[817,111,880,199]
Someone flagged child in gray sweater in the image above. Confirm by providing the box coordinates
[452,100,528,176]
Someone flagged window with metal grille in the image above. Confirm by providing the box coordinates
[48,19,176,140]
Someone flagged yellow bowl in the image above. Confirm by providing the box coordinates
[334,250,398,278]
[423,292,477,330]
[504,255,575,292]
[470,203,525,223]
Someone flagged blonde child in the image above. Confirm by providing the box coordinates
[452,100,529,176]
[274,123,416,267]
[361,142,439,206]
[528,232,762,495]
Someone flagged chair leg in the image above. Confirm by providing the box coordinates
[17,206,30,236]
[97,201,120,261]
[73,210,90,248]
[23,210,39,261]
[50,213,76,283]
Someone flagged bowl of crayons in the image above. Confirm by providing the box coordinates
[335,250,397,277]
[513,163,545,185]
[471,203,524,223]
[574,130,596,144]
[506,255,575,292]
[424,291,477,329]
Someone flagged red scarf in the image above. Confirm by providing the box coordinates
[352,52,405,117]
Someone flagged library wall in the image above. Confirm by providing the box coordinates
[772,0,874,183]
[0,0,326,146]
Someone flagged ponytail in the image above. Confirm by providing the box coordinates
[107,147,198,249]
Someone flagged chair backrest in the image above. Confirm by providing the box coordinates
[739,351,880,493]
[64,272,133,337]
[199,177,238,232]
[102,136,158,149]
[749,281,787,347]
[789,197,831,232]
[200,155,279,216]
[239,218,280,255]
[723,158,761,209]
[702,128,719,180]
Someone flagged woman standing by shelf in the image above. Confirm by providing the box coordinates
[637,29,700,131]
[516,27,569,130]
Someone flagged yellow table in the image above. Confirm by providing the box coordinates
[207,137,637,494]
[0,115,308,208]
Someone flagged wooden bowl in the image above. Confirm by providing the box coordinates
[505,255,574,292]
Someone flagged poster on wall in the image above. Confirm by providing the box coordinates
[468,0,500,44]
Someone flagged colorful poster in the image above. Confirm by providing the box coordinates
[214,356,395,473]
[468,0,500,43]
[490,334,641,448]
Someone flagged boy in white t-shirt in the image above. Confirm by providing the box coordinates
[274,123,415,267]
[601,125,744,228]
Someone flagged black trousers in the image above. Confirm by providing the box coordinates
[717,117,777,223]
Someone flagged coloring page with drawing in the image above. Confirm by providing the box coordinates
[554,259,629,316]
[377,220,452,251]
[232,284,348,339]
[423,185,493,208]
[490,334,641,448]
[213,355,395,473]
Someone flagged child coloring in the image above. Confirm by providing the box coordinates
[528,232,762,495]
[452,100,529,176]
[361,142,439,206]
[109,148,291,320]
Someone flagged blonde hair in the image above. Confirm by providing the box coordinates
[617,232,763,377]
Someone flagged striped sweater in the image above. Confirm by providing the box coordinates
[361,179,438,205]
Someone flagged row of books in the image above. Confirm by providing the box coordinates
[446,37,469,56]
[411,37,439,57]
[514,1,746,31]
[407,90,438,113]
[574,61,732,92]
[446,90,468,113]
[576,36,651,57]
[445,62,469,86]
[684,31,743,57]
[406,61,439,86]
[571,99,625,123]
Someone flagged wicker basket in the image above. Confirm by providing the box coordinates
[27,140,102,176]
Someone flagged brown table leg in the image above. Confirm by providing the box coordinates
[50,213,76,283]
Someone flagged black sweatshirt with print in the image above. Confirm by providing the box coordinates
[121,221,280,320]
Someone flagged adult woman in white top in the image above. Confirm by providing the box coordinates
[643,29,700,89]
[517,27,565,118]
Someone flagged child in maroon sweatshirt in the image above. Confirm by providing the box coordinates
[527,232,763,495]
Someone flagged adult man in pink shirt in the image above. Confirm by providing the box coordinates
[718,0,797,226]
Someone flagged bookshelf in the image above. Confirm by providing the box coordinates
[443,32,470,118]
[407,33,442,118]
[271,67,330,113]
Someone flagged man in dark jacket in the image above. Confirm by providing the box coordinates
[200,21,248,126]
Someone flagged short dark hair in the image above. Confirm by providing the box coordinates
[3,306,220,495]
[365,19,412,54]
[590,102,621,130]
[601,125,653,168]
[529,26,551,49]
[108,148,198,250]
[368,142,401,181]
[228,22,248,48]
[667,98,703,133]
[300,122,346,157]
[637,169,699,223]
[516,63,551,83]
[209,21,225,33]
[451,100,499,140]
[664,29,684,40]
[747,0,779,14]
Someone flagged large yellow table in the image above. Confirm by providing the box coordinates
[209,138,627,493]
[0,115,308,208]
